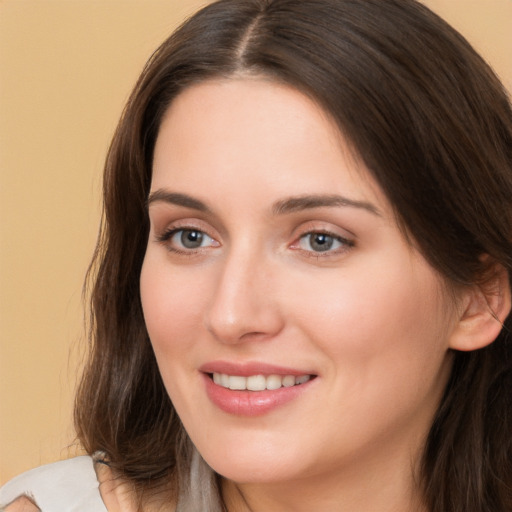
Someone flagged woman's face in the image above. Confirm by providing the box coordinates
[141,79,458,486]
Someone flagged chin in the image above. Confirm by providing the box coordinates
[210,459,300,485]
[195,434,312,485]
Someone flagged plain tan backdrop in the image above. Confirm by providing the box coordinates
[0,0,511,485]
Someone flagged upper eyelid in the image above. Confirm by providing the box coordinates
[295,231,354,248]
[148,198,359,229]
[147,202,220,230]
[299,227,351,238]
[290,220,357,241]
[300,231,353,242]
[153,217,216,235]
[155,225,216,242]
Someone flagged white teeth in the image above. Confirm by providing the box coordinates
[247,374,266,391]
[212,373,312,391]
[266,374,282,390]
[220,373,230,388]
[295,375,310,385]
[282,375,296,387]
[228,375,246,390]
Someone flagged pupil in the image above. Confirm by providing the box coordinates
[181,230,203,248]
[311,233,333,252]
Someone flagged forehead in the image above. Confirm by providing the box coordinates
[155,77,343,160]
[152,78,386,211]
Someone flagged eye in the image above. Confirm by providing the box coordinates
[157,228,218,252]
[297,232,353,254]
[175,229,211,249]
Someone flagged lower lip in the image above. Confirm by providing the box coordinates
[202,374,314,416]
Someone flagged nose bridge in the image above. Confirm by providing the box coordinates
[205,239,282,344]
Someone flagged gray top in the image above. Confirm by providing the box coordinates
[0,456,107,512]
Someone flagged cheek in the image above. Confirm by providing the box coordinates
[287,254,451,378]
[140,254,213,417]
[285,258,453,449]
[140,254,206,360]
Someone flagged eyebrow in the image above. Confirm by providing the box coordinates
[147,190,381,217]
[272,194,381,216]
[147,190,212,213]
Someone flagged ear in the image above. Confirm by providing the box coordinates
[449,264,511,352]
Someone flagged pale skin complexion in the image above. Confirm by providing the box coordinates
[138,77,470,512]
[6,78,508,512]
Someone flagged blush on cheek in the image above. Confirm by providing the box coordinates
[141,256,201,333]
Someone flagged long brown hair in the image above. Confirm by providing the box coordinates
[75,1,512,510]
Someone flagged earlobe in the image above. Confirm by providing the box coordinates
[449,265,511,352]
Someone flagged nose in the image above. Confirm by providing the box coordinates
[204,247,285,344]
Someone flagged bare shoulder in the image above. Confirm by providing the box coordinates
[3,495,41,512]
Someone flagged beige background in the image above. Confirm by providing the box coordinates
[0,0,511,485]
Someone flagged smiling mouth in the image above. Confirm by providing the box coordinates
[210,373,314,391]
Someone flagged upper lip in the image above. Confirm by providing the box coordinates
[199,360,316,377]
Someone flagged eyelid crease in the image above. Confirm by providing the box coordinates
[156,226,215,243]
[290,218,358,242]
[296,231,354,247]
[303,231,355,245]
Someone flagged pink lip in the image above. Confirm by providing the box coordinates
[199,361,317,417]
[199,360,313,377]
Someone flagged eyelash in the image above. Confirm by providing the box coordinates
[155,226,355,257]
[292,231,355,258]
[156,227,218,255]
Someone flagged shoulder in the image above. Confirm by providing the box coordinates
[0,456,107,512]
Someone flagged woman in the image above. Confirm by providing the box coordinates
[2,0,511,511]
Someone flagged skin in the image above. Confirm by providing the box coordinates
[140,78,463,512]
[4,497,40,512]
